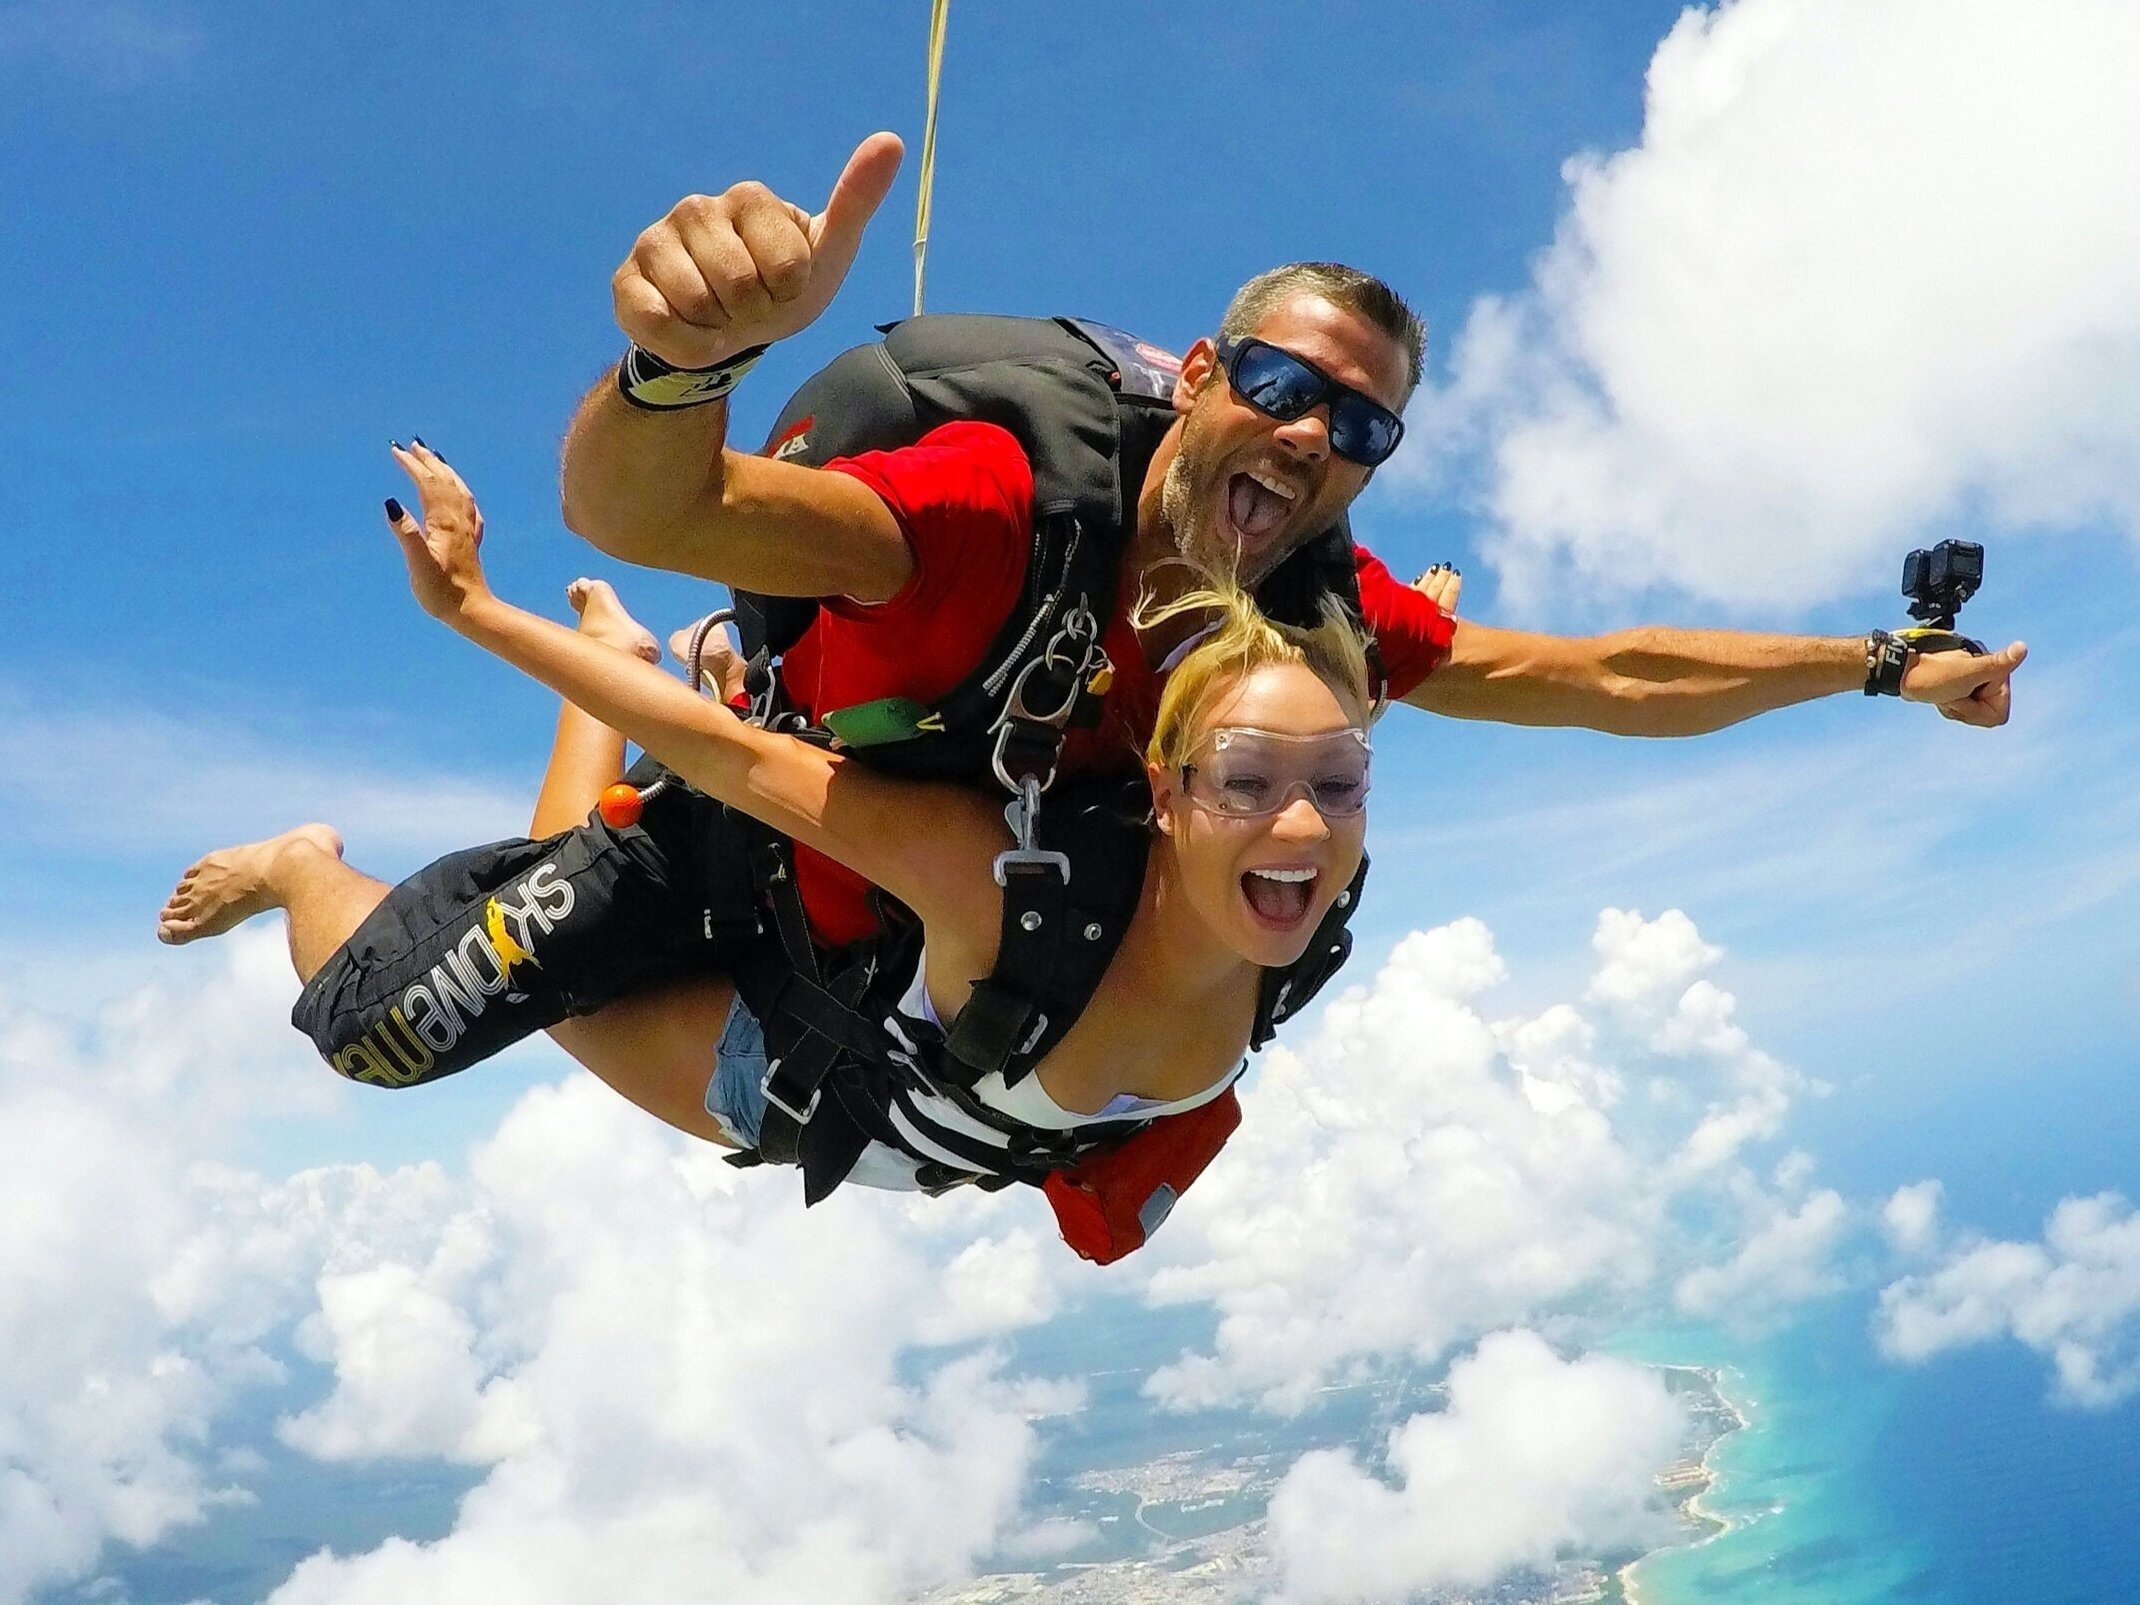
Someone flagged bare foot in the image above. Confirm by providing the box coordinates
[668,617,748,701]
[157,824,344,945]
[566,578,661,664]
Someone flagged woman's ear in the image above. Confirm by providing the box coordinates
[1146,759,1179,836]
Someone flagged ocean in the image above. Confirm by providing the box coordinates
[1620,1296,2140,1605]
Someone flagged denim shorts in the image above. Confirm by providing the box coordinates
[705,993,771,1149]
[705,995,923,1191]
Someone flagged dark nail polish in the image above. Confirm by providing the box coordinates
[384,497,405,521]
[1451,566,1463,576]
[413,436,427,449]
[390,439,403,452]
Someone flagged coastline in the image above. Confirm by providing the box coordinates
[1617,1363,1752,1605]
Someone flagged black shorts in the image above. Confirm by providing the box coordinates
[291,771,761,1088]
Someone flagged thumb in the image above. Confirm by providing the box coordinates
[384,496,421,547]
[808,131,904,277]
[1976,641,2029,683]
[383,497,436,569]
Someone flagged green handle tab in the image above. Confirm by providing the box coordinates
[821,697,945,748]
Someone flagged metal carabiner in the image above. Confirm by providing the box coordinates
[1041,601,1101,674]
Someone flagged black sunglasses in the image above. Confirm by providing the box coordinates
[1214,337,1406,467]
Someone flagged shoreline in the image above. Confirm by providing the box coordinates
[1617,1362,1752,1605]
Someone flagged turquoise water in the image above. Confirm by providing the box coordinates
[1617,1298,2140,1605]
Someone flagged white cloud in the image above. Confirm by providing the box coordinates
[1134,910,1819,1412]
[0,903,1861,1600]
[254,1081,1067,1605]
[0,935,1066,1604]
[280,1260,540,1464]
[1265,1330,1684,1602]
[1394,0,2140,609]
[1876,1191,2140,1407]
[1675,1187,1849,1318]
[0,929,336,1602]
[1882,1180,1945,1255]
[1586,908,1721,1009]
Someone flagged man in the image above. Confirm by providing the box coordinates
[559,134,2026,944]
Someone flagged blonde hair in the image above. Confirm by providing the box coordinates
[1135,566,1376,771]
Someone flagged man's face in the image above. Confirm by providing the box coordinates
[1161,293,1411,586]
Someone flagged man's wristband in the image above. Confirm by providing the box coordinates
[617,342,769,412]
[1864,629,1910,697]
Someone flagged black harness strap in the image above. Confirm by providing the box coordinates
[735,823,878,1173]
[942,854,1072,1082]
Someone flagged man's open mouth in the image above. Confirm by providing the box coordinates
[1242,865,1317,927]
[1225,469,1297,549]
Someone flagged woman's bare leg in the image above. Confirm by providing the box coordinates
[547,975,743,1147]
[529,578,661,836]
[156,825,388,983]
[524,580,744,1146]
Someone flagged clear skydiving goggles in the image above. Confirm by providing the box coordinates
[1178,726,1373,820]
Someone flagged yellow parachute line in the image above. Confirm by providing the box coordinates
[913,0,951,315]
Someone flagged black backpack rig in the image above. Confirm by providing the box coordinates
[639,314,1378,1237]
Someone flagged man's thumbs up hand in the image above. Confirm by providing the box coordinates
[613,132,904,371]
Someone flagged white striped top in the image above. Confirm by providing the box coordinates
[835,949,1244,1192]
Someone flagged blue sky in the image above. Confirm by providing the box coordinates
[5,1,2139,1600]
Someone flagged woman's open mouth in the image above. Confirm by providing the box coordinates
[1241,865,1317,929]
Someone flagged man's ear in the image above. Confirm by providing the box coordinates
[1173,338,1219,415]
[1146,758,1179,836]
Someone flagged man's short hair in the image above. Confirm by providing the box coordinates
[1218,263,1426,402]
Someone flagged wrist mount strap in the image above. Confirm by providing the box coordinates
[1864,629,1910,696]
[618,342,769,411]
[1866,624,1988,696]
[1896,625,1987,657]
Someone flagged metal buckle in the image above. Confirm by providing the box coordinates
[993,774,1070,886]
[759,1059,821,1126]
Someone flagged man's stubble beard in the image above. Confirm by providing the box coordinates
[1158,442,1223,578]
[1159,406,1274,588]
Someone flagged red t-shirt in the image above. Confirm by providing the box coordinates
[780,420,1454,944]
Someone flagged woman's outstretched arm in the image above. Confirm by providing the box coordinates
[386,443,1003,950]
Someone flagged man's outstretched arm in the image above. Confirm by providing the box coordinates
[1402,617,2028,735]
[559,134,914,602]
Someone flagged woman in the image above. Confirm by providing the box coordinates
[160,442,1380,1210]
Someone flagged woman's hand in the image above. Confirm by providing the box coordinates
[385,441,492,626]
[1412,562,1463,617]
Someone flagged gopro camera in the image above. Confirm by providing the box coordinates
[1902,539,1984,628]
